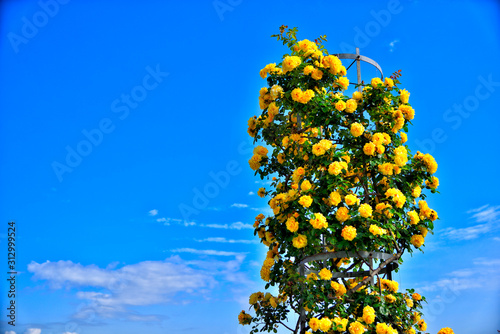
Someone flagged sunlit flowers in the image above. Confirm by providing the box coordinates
[292,234,307,248]
[341,225,357,241]
[350,122,365,137]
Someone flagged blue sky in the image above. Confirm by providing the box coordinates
[0,1,499,333]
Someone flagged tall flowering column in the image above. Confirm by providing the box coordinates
[239,26,453,334]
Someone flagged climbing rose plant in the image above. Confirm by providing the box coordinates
[238,26,453,334]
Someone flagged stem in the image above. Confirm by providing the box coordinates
[346,250,403,296]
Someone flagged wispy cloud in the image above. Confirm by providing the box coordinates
[157,217,181,223]
[255,180,272,185]
[171,248,245,257]
[440,204,500,240]
[196,237,258,244]
[25,329,42,334]
[418,256,500,292]
[389,39,399,52]
[251,207,274,216]
[468,204,500,222]
[229,222,253,230]
[204,223,228,229]
[148,209,158,216]
[201,222,253,230]
[231,203,248,208]
[248,191,255,195]
[28,254,248,321]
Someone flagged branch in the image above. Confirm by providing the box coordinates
[346,250,403,296]
[279,320,295,332]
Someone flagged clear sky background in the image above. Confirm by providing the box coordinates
[0,1,499,333]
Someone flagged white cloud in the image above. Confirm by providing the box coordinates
[5,331,16,334]
[201,222,252,230]
[248,191,255,195]
[156,217,183,226]
[204,223,228,229]
[440,204,500,240]
[493,237,500,242]
[251,207,274,216]
[472,257,500,267]
[63,332,78,334]
[440,223,490,240]
[196,237,258,244]
[148,209,158,216]
[231,203,248,208]
[29,255,250,320]
[171,248,245,257]
[25,330,41,334]
[418,256,500,293]
[229,222,253,230]
[468,204,500,222]
[389,39,399,52]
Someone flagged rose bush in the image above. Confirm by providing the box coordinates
[239,26,453,334]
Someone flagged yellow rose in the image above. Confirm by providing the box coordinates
[238,310,252,325]
[350,123,365,137]
[319,317,332,332]
[286,216,299,232]
[399,89,410,104]
[426,176,439,189]
[321,55,342,74]
[352,91,363,101]
[411,234,425,248]
[341,225,356,241]
[336,207,350,222]
[401,132,408,143]
[303,65,314,75]
[300,180,312,191]
[408,210,420,225]
[254,145,268,156]
[345,194,359,206]
[292,234,307,248]
[331,282,347,297]
[277,153,285,164]
[378,163,394,176]
[384,77,394,88]
[319,139,333,150]
[363,142,376,156]
[359,203,373,218]
[298,195,313,208]
[328,161,344,176]
[348,321,365,334]
[291,88,303,103]
[319,268,333,280]
[269,85,284,99]
[309,212,328,229]
[312,143,327,156]
[329,191,342,206]
[309,317,320,332]
[337,76,349,90]
[282,56,301,74]
[345,99,357,113]
[311,68,323,80]
[371,77,383,87]
[362,305,375,324]
[399,104,415,120]
[335,100,346,111]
